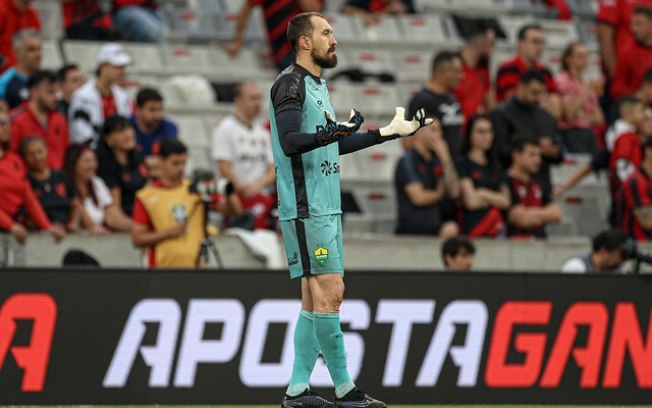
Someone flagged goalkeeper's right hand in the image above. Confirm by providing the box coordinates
[315,109,364,146]
[378,107,433,139]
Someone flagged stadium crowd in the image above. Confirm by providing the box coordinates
[0,0,651,271]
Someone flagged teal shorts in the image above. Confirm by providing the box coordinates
[280,214,344,279]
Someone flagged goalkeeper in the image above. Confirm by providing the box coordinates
[270,12,432,408]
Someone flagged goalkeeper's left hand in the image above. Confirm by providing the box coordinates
[315,109,365,145]
[378,107,432,138]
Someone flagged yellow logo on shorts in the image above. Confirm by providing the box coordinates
[314,246,329,265]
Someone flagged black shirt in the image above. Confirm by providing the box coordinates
[407,88,464,156]
[457,156,506,236]
[29,170,74,225]
[395,148,443,235]
[96,143,147,216]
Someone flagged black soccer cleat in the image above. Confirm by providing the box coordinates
[281,389,335,408]
[333,388,387,408]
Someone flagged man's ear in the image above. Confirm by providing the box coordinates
[298,35,311,51]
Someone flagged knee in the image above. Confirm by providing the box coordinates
[315,279,345,313]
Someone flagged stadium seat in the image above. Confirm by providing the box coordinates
[33,0,63,40]
[352,142,403,183]
[397,14,449,46]
[413,0,451,13]
[352,14,403,43]
[393,50,432,83]
[41,40,63,70]
[171,114,211,149]
[346,49,395,74]
[187,147,214,174]
[122,43,165,74]
[349,84,400,117]
[62,41,103,72]
[540,20,579,49]
[325,13,359,43]
[161,45,214,74]
[160,75,216,108]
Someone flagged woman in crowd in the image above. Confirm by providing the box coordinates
[0,112,66,243]
[64,143,132,233]
[96,115,147,217]
[20,136,83,232]
[555,41,605,155]
[457,114,511,237]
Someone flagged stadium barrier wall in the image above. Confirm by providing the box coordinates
[1,268,651,405]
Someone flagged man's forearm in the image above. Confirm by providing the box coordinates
[597,24,616,77]
[440,158,460,199]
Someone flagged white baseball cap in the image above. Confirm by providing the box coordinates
[96,43,133,67]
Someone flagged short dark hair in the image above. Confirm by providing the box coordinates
[18,135,45,159]
[431,50,461,73]
[136,87,163,107]
[101,115,132,139]
[592,228,627,252]
[56,64,79,83]
[287,12,325,53]
[441,236,476,266]
[633,5,652,19]
[510,136,539,153]
[519,69,546,85]
[159,138,187,158]
[517,23,543,41]
[27,70,56,90]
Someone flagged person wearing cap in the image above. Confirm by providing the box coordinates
[68,42,132,148]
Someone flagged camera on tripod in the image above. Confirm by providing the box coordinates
[621,239,652,273]
[189,169,234,203]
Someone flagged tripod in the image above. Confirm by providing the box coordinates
[196,199,223,269]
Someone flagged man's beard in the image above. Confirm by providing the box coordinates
[312,48,337,69]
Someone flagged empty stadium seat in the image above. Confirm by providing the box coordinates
[349,84,400,117]
[325,13,359,43]
[33,0,63,40]
[122,43,165,74]
[345,49,395,74]
[352,15,403,43]
[41,40,63,70]
[397,14,449,46]
[62,41,103,72]
[393,50,432,83]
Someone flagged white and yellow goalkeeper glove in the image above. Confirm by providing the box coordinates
[377,107,433,139]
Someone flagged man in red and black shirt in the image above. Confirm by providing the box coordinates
[0,0,40,74]
[611,5,652,99]
[63,0,112,41]
[495,23,560,118]
[226,0,323,71]
[597,0,652,81]
[506,137,561,238]
[622,137,652,240]
[10,70,69,170]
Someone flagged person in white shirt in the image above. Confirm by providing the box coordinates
[211,82,275,229]
[561,228,627,273]
[68,43,132,148]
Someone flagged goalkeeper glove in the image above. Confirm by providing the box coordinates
[377,107,433,139]
[315,109,364,145]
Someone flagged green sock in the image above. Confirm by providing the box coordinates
[313,312,356,398]
[286,310,320,397]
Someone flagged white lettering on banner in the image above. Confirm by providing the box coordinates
[239,300,300,386]
[103,299,181,388]
[174,299,245,387]
[311,300,370,386]
[376,300,436,387]
[416,300,488,387]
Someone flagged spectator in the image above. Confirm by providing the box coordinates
[621,137,652,240]
[342,0,415,25]
[113,0,164,43]
[211,82,275,230]
[505,137,561,238]
[495,24,560,118]
[9,70,69,170]
[541,0,572,20]
[607,67,652,123]
[395,118,460,237]
[131,87,177,177]
[69,42,132,148]
[0,30,41,109]
[96,115,147,217]
[457,114,510,237]
[597,0,652,83]
[441,236,475,271]
[0,109,65,244]
[19,136,82,232]
[611,6,652,100]
[452,21,495,120]
[555,41,604,156]
[606,96,645,152]
[56,64,85,118]
[0,0,40,74]
[225,0,323,72]
[62,0,113,41]
[492,70,562,193]
[561,228,627,273]
[64,143,132,233]
[132,139,241,268]
[406,51,464,155]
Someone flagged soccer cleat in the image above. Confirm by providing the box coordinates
[282,389,335,408]
[333,388,387,408]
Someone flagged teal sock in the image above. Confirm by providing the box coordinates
[313,312,356,398]
[286,310,320,397]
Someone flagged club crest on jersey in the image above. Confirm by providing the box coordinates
[314,246,328,265]
[172,205,187,222]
